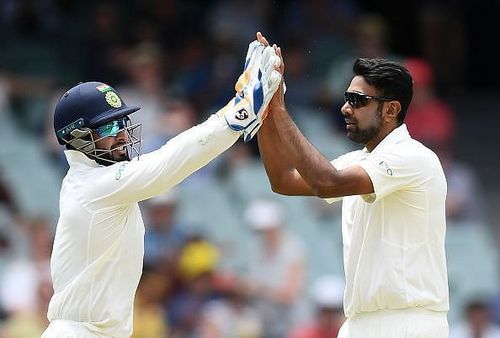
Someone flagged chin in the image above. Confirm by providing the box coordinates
[347,125,380,145]
[110,152,129,162]
[114,155,129,162]
[347,132,361,143]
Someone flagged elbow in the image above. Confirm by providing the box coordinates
[310,185,327,198]
[309,178,338,199]
[269,175,296,196]
[270,181,288,195]
[313,189,333,199]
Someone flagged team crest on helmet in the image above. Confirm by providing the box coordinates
[105,91,122,108]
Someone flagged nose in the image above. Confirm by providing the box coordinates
[340,102,352,116]
[115,129,128,142]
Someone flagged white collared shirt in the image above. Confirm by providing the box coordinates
[325,124,449,317]
[47,114,240,337]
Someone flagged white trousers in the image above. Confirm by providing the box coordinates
[338,308,449,338]
[41,320,109,338]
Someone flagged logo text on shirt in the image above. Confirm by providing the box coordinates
[115,163,128,180]
[378,160,393,176]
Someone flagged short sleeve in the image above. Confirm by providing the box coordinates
[358,147,431,203]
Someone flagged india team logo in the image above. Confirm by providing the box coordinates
[105,91,122,108]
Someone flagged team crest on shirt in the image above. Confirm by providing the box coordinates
[378,160,393,176]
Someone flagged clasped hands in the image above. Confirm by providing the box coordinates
[220,32,285,142]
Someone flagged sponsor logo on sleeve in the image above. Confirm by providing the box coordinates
[378,160,393,176]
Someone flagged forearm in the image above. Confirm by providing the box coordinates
[271,107,339,196]
[101,114,240,204]
[258,113,314,195]
[257,114,294,189]
[153,113,240,186]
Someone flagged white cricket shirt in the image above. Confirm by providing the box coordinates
[47,114,240,337]
[325,124,449,318]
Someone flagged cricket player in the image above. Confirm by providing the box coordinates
[256,33,449,338]
[41,40,281,337]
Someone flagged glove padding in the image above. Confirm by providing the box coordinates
[222,41,282,142]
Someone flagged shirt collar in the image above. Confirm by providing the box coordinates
[64,150,101,168]
[365,123,411,154]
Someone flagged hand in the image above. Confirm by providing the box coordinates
[234,40,264,95]
[242,45,281,141]
[220,37,282,142]
[256,32,286,114]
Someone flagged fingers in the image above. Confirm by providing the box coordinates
[262,46,280,72]
[275,46,282,58]
[256,31,270,47]
[255,33,283,72]
[245,41,264,70]
[255,33,285,99]
[256,32,284,74]
[267,45,284,75]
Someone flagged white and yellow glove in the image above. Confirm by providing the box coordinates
[220,40,282,142]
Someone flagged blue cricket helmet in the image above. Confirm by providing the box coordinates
[54,81,140,145]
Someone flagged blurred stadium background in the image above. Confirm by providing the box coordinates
[0,0,499,337]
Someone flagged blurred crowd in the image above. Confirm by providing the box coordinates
[0,0,499,337]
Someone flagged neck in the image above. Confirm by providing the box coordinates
[365,123,400,152]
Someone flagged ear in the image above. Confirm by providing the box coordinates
[383,101,401,123]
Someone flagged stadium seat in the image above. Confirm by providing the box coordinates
[446,223,500,324]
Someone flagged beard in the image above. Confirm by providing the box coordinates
[346,109,382,145]
[109,147,130,162]
[111,151,129,162]
[94,146,129,166]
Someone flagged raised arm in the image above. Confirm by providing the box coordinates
[90,39,283,206]
[257,34,374,198]
[270,104,373,198]
[257,90,315,196]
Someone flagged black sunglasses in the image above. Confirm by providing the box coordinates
[344,91,392,109]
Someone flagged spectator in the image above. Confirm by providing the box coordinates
[289,274,346,338]
[404,57,485,224]
[435,142,485,224]
[198,282,263,338]
[404,57,455,147]
[277,39,318,110]
[118,41,171,152]
[167,235,219,338]
[450,299,500,338]
[0,175,17,217]
[324,14,400,132]
[0,217,52,315]
[143,188,191,269]
[82,2,126,84]
[132,267,170,338]
[0,217,53,337]
[242,199,306,338]
[492,293,500,326]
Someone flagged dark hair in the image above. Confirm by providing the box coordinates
[353,58,413,123]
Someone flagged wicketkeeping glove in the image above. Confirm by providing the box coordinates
[220,40,282,142]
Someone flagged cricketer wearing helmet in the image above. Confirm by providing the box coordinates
[42,41,281,337]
